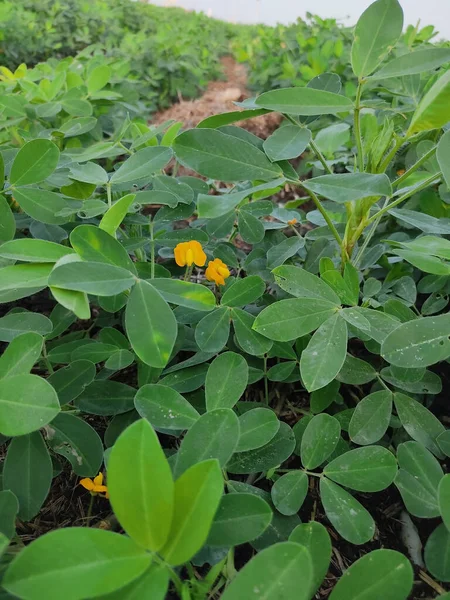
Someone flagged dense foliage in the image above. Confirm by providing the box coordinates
[0,0,234,109]
[2,0,450,599]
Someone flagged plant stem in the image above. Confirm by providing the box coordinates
[302,187,347,258]
[354,82,364,172]
[86,494,95,524]
[284,114,333,174]
[263,354,269,405]
[393,145,437,187]
[106,182,112,208]
[149,218,155,279]
[42,343,54,375]
[352,198,389,267]
[366,173,441,225]
[376,374,391,393]
[377,135,404,173]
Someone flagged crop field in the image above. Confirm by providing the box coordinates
[1,0,450,598]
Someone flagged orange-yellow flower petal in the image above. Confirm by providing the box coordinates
[93,472,103,486]
[190,240,207,267]
[205,258,230,286]
[174,241,206,267]
[92,484,108,493]
[287,218,297,226]
[80,478,95,491]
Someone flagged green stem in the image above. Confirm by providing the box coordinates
[263,354,269,406]
[42,343,54,375]
[302,187,347,258]
[284,114,333,174]
[377,135,404,173]
[354,82,365,172]
[106,182,112,208]
[393,145,437,187]
[376,373,391,393]
[149,218,155,279]
[86,494,95,524]
[352,198,389,267]
[366,173,441,225]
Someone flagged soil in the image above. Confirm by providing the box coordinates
[152,56,281,138]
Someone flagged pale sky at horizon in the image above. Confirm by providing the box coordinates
[149,0,450,40]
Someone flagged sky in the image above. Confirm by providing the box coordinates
[150,0,450,40]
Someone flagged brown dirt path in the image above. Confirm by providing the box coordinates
[152,56,281,137]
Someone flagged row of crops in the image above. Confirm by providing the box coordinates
[1,0,450,599]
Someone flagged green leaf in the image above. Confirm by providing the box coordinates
[254,87,353,116]
[0,239,75,263]
[12,188,71,225]
[0,263,53,303]
[394,392,445,457]
[70,225,136,273]
[174,408,239,477]
[301,413,341,469]
[0,490,18,539]
[438,474,450,531]
[408,70,450,135]
[71,342,119,364]
[329,549,413,600]
[372,48,450,80]
[360,308,400,343]
[98,565,169,600]
[238,210,265,244]
[271,471,308,516]
[388,209,450,235]
[221,276,265,307]
[349,391,393,445]
[324,446,397,492]
[205,352,248,411]
[310,380,340,413]
[99,194,137,237]
[300,313,347,392]
[10,139,60,186]
[381,314,450,367]
[263,126,311,161]
[0,311,52,342]
[221,542,313,600]
[47,360,96,405]
[197,179,284,219]
[0,374,59,436]
[351,0,404,78]
[394,441,443,518]
[161,459,223,566]
[159,364,208,394]
[125,280,177,368]
[0,332,43,380]
[105,349,135,371]
[197,108,270,128]
[69,161,108,185]
[437,130,450,189]
[135,384,199,430]
[320,478,375,545]
[303,173,392,203]
[289,522,332,595]
[195,307,231,353]
[228,422,295,474]
[207,493,272,546]
[237,408,280,452]
[232,308,273,355]
[110,146,173,183]
[438,430,450,457]
[87,65,111,93]
[108,419,174,551]
[3,528,151,600]
[46,412,103,477]
[337,354,377,385]
[49,261,135,296]
[273,265,341,303]
[173,129,283,182]
[253,297,338,342]
[267,237,305,270]
[75,381,135,416]
[151,278,216,312]
[3,432,52,521]
[425,524,450,582]
[0,195,15,244]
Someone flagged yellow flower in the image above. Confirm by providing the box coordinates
[80,472,109,498]
[205,258,230,286]
[174,241,207,267]
[287,218,298,226]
